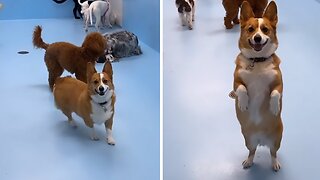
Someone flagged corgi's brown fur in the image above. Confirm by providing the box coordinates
[53,61,116,145]
[233,1,283,171]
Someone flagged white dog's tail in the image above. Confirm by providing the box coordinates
[77,0,85,6]
[90,6,93,25]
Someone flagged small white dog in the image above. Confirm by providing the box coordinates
[79,0,112,32]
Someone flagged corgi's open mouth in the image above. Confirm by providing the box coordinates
[95,89,106,96]
[249,39,268,52]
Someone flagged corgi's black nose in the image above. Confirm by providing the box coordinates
[99,86,104,92]
[254,35,262,43]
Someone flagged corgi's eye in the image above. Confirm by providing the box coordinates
[262,27,269,33]
[94,80,99,84]
[248,27,254,33]
[103,79,108,84]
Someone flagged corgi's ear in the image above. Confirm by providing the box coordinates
[87,62,97,82]
[103,61,113,81]
[263,1,278,26]
[240,1,255,24]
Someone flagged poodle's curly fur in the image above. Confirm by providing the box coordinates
[32,25,106,90]
[222,0,268,29]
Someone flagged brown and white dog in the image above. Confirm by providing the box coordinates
[232,1,283,171]
[222,0,268,29]
[175,0,195,30]
[53,61,116,145]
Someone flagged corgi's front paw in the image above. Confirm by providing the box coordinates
[272,158,281,171]
[270,90,281,115]
[238,94,248,111]
[107,136,116,145]
[242,158,253,169]
[236,85,248,112]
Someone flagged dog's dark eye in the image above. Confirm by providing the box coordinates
[262,27,269,33]
[94,80,99,84]
[103,79,108,84]
[248,27,254,33]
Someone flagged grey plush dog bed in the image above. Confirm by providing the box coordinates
[97,30,142,63]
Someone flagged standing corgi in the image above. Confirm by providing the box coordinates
[53,62,116,145]
[175,0,195,30]
[232,1,283,171]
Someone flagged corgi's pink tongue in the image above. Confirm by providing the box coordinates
[253,44,263,51]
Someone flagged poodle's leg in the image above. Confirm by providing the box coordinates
[75,71,87,83]
[45,57,64,91]
[253,0,268,18]
[222,1,239,29]
[232,8,240,25]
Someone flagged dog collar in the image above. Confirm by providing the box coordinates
[96,101,108,112]
[99,101,108,106]
[249,57,268,62]
[246,55,272,70]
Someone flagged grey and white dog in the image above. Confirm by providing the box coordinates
[98,30,142,63]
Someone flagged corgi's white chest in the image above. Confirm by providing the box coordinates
[238,57,277,123]
[90,93,114,125]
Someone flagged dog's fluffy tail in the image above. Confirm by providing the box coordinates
[32,25,49,50]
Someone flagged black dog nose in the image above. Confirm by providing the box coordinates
[99,86,104,92]
[254,35,262,43]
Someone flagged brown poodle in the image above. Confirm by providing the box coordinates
[32,25,106,90]
[222,0,268,29]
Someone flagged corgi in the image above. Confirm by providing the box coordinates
[175,0,195,30]
[232,1,283,171]
[222,0,268,29]
[53,61,116,145]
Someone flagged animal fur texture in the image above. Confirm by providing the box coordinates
[222,0,268,29]
[103,31,142,62]
[32,25,106,90]
[78,0,112,32]
[175,0,195,30]
[53,61,116,145]
[233,1,283,171]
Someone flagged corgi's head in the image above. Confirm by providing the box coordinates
[87,62,114,102]
[239,1,278,59]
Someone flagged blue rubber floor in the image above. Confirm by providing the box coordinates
[0,19,159,180]
[164,0,320,179]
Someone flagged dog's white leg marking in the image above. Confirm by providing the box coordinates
[272,156,281,171]
[236,85,249,111]
[186,12,193,30]
[242,155,254,169]
[90,127,99,141]
[192,3,195,21]
[179,13,186,26]
[270,90,281,115]
[68,119,77,128]
[106,128,116,145]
